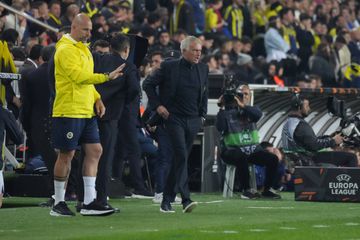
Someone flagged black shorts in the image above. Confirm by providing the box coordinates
[51,117,100,151]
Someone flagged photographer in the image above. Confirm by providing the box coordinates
[216,83,281,199]
[281,94,358,167]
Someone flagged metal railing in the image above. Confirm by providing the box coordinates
[0,1,59,33]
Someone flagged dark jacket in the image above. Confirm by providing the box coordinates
[216,106,262,154]
[0,107,23,163]
[282,114,336,152]
[94,52,140,121]
[169,1,195,35]
[142,58,208,118]
[21,63,52,133]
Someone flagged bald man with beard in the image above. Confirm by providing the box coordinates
[50,14,124,217]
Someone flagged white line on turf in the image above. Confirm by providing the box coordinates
[199,230,216,233]
[0,229,22,233]
[247,207,294,209]
[279,227,297,230]
[312,225,330,228]
[198,200,224,204]
[249,229,267,232]
[223,230,238,234]
[344,223,360,226]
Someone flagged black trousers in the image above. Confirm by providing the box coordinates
[313,151,358,167]
[30,117,57,195]
[96,120,118,204]
[221,148,279,191]
[163,115,201,204]
[114,103,145,191]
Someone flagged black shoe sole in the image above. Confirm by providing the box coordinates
[50,210,75,217]
[160,207,175,213]
[80,209,115,216]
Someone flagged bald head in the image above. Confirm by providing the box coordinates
[70,13,92,42]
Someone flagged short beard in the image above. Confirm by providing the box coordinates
[301,112,309,118]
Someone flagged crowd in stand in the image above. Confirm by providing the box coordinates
[1,0,360,206]
[1,0,360,89]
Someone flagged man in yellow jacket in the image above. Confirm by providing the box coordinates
[50,13,124,217]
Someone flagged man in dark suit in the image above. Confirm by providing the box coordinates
[93,33,140,209]
[21,45,57,195]
[143,36,208,213]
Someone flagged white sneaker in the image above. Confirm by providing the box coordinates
[152,192,163,204]
[172,196,182,205]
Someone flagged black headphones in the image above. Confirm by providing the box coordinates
[291,93,303,110]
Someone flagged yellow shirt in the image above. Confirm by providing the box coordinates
[205,8,218,32]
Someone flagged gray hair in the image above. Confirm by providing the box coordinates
[180,36,201,52]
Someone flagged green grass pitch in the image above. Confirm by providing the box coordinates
[1,192,359,240]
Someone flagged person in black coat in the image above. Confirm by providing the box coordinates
[93,33,140,208]
[21,45,57,194]
[0,106,24,208]
[295,13,315,73]
[143,36,208,213]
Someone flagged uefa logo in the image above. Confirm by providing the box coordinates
[329,173,358,195]
[336,174,351,182]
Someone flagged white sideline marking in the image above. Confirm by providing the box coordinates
[223,230,238,234]
[312,225,329,228]
[279,227,297,230]
[345,223,360,226]
[198,200,224,204]
[0,229,22,233]
[247,206,294,209]
[140,229,159,232]
[200,230,216,233]
[249,229,267,232]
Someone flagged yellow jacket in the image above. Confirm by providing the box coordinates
[205,8,218,32]
[53,34,109,118]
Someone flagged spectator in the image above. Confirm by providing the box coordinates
[348,29,360,63]
[169,0,195,35]
[3,3,27,41]
[264,16,290,62]
[47,0,62,29]
[151,30,175,54]
[92,39,110,54]
[296,13,315,73]
[223,0,244,39]
[150,51,164,71]
[204,0,224,34]
[309,43,337,86]
[187,0,206,33]
[215,52,231,73]
[60,3,79,27]
[203,54,221,74]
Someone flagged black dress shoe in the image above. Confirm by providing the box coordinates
[182,200,198,213]
[160,202,175,213]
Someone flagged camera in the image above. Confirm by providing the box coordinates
[221,74,244,107]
